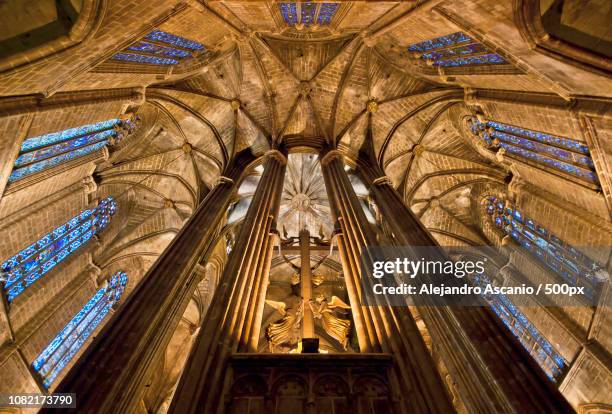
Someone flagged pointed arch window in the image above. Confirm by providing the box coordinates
[9,118,136,183]
[279,2,339,27]
[473,273,566,381]
[485,196,603,300]
[469,117,598,185]
[408,32,506,67]
[111,30,205,66]
[1,197,117,302]
[32,271,128,389]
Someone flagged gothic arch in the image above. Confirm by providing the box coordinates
[0,0,109,74]
[514,0,612,75]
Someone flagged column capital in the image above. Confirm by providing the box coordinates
[82,175,98,195]
[215,176,234,186]
[85,255,102,288]
[372,176,393,186]
[320,149,343,166]
[411,144,425,156]
[193,263,207,281]
[265,149,287,165]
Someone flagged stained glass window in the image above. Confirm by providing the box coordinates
[485,196,603,300]
[469,117,599,184]
[8,118,136,183]
[473,273,566,381]
[111,53,179,66]
[408,32,506,67]
[32,271,127,388]
[279,2,339,27]
[1,197,117,302]
[317,3,339,25]
[111,29,205,66]
[127,42,191,58]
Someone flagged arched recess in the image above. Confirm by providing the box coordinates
[227,374,268,414]
[0,0,108,73]
[313,375,350,413]
[353,376,393,414]
[514,0,612,75]
[271,375,308,414]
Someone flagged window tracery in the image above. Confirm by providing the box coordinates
[111,30,205,66]
[485,196,603,300]
[32,271,128,388]
[1,197,117,302]
[408,32,506,67]
[9,118,137,183]
[279,2,339,27]
[469,117,599,185]
[473,273,566,381]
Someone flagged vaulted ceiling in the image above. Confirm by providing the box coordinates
[4,1,606,260]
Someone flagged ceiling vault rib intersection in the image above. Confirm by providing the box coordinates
[148,92,229,166]
[378,92,464,165]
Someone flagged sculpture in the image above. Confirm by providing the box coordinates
[264,298,304,352]
[309,294,351,350]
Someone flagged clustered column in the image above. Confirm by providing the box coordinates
[44,150,256,414]
[357,155,575,414]
[168,149,287,414]
[320,149,455,414]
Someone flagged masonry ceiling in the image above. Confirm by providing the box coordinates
[1,0,609,263]
[89,1,550,248]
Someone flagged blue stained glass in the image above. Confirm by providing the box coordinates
[280,3,338,26]
[111,53,179,65]
[492,131,595,168]
[473,273,566,380]
[32,271,127,388]
[144,30,204,51]
[300,2,317,25]
[9,141,109,182]
[14,130,115,167]
[280,2,298,24]
[422,43,486,60]
[317,3,339,25]
[8,118,136,183]
[126,41,191,58]
[487,121,590,154]
[408,32,507,68]
[20,119,119,152]
[499,143,598,183]
[408,31,471,52]
[1,197,117,302]
[485,197,603,301]
[469,118,598,184]
[434,53,506,67]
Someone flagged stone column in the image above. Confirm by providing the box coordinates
[168,149,287,414]
[43,149,256,414]
[357,154,575,414]
[320,149,455,414]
